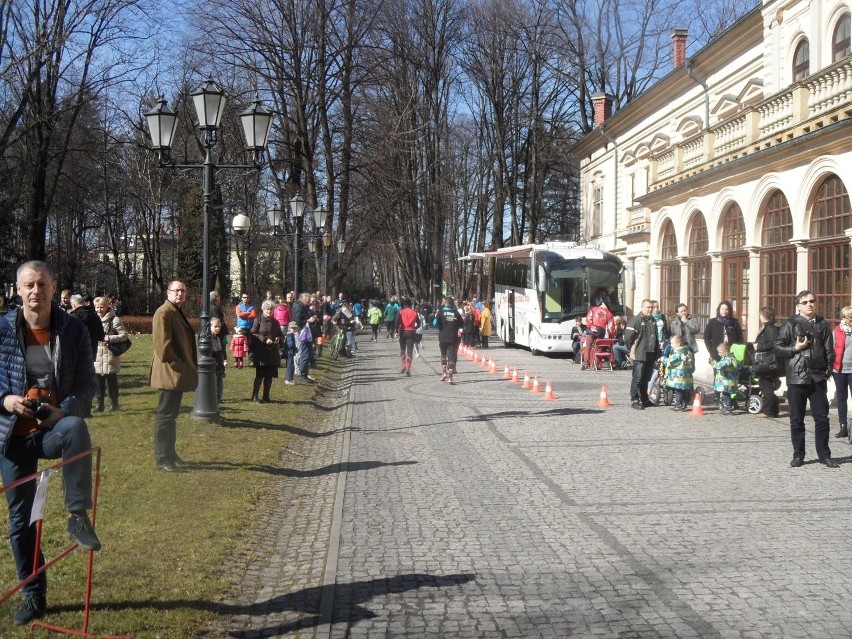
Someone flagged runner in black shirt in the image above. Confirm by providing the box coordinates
[435,296,463,384]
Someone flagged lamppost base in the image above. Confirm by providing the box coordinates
[192,355,220,423]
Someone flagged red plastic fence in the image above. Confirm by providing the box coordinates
[0,446,131,638]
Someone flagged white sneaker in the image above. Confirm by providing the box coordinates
[284,380,295,385]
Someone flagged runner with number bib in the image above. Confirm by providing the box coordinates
[435,296,464,385]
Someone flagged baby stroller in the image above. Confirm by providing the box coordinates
[729,342,785,414]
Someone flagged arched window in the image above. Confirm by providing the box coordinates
[659,221,679,318]
[793,39,810,82]
[809,175,852,324]
[687,215,711,328]
[721,203,749,331]
[760,191,796,320]
[834,15,851,62]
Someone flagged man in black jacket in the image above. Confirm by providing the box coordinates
[69,294,104,418]
[775,290,836,468]
[623,299,660,409]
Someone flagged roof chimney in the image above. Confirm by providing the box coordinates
[672,28,688,69]
[592,92,614,128]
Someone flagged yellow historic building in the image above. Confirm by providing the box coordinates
[573,0,852,367]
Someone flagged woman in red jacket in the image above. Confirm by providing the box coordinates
[832,305,852,439]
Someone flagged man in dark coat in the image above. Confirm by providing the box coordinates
[775,290,836,468]
[623,299,660,410]
[0,261,101,626]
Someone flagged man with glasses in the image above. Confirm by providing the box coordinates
[235,292,256,332]
[150,281,197,473]
[775,290,837,468]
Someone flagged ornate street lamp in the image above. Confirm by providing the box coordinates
[144,79,274,423]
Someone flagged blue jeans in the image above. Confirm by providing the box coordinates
[296,340,310,377]
[285,353,295,381]
[788,380,831,460]
[833,372,852,426]
[0,418,94,595]
[613,344,630,365]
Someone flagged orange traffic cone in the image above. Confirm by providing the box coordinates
[531,375,542,393]
[543,380,557,400]
[596,385,613,408]
[489,359,498,373]
[503,363,511,379]
[521,371,531,389]
[511,367,519,382]
[690,391,705,416]
[480,354,488,368]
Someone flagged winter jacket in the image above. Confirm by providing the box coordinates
[704,317,744,362]
[480,307,493,336]
[669,315,700,353]
[150,299,198,391]
[585,305,614,338]
[713,353,739,393]
[664,345,694,390]
[775,314,833,385]
[235,302,257,330]
[754,321,781,378]
[623,313,660,362]
[230,334,248,358]
[273,304,291,328]
[69,305,105,359]
[832,325,852,373]
[251,314,283,367]
[94,310,129,375]
[0,304,97,454]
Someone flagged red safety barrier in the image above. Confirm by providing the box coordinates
[0,446,131,638]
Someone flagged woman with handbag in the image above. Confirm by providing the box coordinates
[753,307,780,418]
[94,296,130,412]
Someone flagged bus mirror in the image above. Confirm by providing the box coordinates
[537,266,547,291]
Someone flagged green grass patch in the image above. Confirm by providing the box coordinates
[0,335,333,637]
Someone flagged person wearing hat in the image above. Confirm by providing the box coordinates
[283,321,299,385]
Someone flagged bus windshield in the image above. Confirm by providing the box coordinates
[542,261,625,322]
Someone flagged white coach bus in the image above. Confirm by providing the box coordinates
[465,243,632,356]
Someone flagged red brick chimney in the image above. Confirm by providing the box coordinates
[672,28,688,69]
[592,92,613,128]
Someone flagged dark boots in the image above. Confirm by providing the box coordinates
[835,424,848,438]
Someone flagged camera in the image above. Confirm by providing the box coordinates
[25,399,51,420]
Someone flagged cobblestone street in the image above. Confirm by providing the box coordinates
[213,332,852,638]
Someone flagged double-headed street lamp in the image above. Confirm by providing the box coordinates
[268,199,343,293]
[144,78,273,423]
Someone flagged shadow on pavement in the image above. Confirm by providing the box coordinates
[185,459,418,477]
[55,572,476,637]
[220,417,359,438]
[467,407,605,421]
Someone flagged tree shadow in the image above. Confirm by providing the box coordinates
[466,407,604,421]
[185,459,419,477]
[53,572,476,637]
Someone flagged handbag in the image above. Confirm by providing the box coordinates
[752,349,778,374]
[107,338,132,357]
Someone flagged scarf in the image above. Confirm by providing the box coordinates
[652,311,666,344]
[841,319,852,336]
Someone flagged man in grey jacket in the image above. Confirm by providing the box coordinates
[775,290,836,468]
[623,299,661,409]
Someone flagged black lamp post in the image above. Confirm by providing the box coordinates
[268,196,335,294]
[144,79,273,423]
[309,228,346,293]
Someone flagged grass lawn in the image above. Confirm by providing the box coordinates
[0,334,334,637]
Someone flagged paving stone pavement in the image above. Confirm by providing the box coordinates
[209,333,852,638]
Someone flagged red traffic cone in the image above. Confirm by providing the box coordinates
[489,359,498,373]
[480,354,488,368]
[690,391,705,416]
[596,385,613,408]
[531,375,542,393]
[511,367,520,383]
[503,363,511,379]
[543,380,557,400]
[521,371,531,389]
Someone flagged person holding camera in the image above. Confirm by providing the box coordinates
[775,290,836,468]
[0,261,101,625]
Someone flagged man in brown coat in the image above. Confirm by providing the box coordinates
[150,281,198,472]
